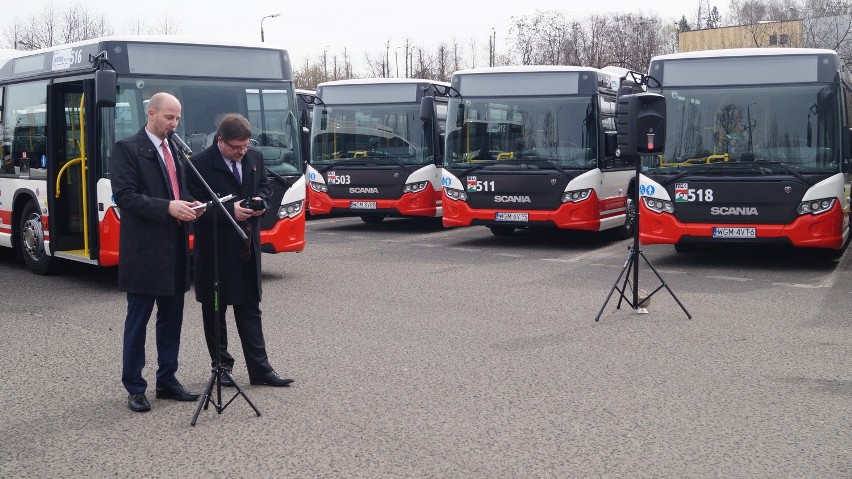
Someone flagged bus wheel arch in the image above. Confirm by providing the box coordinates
[17,200,55,274]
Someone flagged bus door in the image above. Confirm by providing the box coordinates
[46,81,96,262]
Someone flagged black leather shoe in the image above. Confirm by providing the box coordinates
[128,393,151,412]
[155,382,201,401]
[220,370,235,388]
[250,370,294,387]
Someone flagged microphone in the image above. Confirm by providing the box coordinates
[167,130,193,155]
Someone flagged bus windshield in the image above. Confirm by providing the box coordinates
[647,83,841,175]
[311,103,433,167]
[106,77,303,177]
[444,95,599,170]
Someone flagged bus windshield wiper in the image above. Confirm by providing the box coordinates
[661,164,724,186]
[757,161,812,184]
[455,161,498,178]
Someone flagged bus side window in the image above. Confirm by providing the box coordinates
[7,82,49,174]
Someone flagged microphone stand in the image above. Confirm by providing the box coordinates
[167,133,261,425]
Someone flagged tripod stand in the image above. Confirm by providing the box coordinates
[594,156,691,321]
[167,132,261,425]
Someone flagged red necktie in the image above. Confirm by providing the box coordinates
[161,140,180,200]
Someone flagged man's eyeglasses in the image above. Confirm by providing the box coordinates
[224,141,250,152]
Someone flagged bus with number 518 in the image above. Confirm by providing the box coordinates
[637,48,851,254]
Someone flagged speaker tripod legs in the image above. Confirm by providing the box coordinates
[595,245,691,321]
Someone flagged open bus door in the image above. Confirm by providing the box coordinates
[45,80,99,268]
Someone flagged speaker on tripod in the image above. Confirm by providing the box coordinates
[595,76,692,321]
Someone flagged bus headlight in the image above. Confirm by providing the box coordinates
[797,197,835,215]
[310,181,328,193]
[277,200,304,219]
[561,188,592,203]
[403,181,429,194]
[643,196,675,214]
[444,187,468,201]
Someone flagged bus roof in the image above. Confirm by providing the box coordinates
[0,35,289,72]
[651,47,837,63]
[317,77,450,88]
[452,65,604,77]
[450,65,620,96]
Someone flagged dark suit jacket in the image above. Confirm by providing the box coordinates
[188,145,272,305]
[110,128,192,296]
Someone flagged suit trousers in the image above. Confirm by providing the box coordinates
[201,301,273,380]
[121,292,185,394]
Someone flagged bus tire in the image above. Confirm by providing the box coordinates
[613,198,636,240]
[18,201,55,275]
[360,214,385,224]
[489,225,515,237]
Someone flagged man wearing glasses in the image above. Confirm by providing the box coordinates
[188,113,294,388]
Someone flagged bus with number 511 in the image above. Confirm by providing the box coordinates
[440,66,637,237]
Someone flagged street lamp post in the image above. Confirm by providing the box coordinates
[491,27,496,67]
[260,13,280,42]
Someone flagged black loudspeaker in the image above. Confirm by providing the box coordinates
[616,91,666,157]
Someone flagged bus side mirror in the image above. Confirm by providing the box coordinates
[617,91,666,157]
[420,96,435,122]
[95,69,117,108]
[604,131,618,158]
[301,126,310,167]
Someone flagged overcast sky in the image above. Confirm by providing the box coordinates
[3,0,715,71]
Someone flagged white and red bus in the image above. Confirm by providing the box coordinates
[0,36,306,274]
[638,48,851,253]
[441,66,635,237]
[305,78,449,223]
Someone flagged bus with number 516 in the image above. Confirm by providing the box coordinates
[0,36,306,274]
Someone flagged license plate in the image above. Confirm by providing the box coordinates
[350,201,377,209]
[495,212,528,222]
[712,227,756,239]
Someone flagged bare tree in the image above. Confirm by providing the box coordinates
[2,1,111,50]
[149,14,181,36]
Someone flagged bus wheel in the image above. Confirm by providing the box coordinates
[489,225,515,237]
[615,198,636,239]
[19,202,55,274]
[360,214,385,224]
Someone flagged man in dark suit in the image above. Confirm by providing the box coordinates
[110,92,204,412]
[188,113,294,388]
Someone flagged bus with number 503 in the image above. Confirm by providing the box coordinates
[0,36,307,274]
[305,78,449,224]
[441,66,636,237]
[637,48,851,254]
